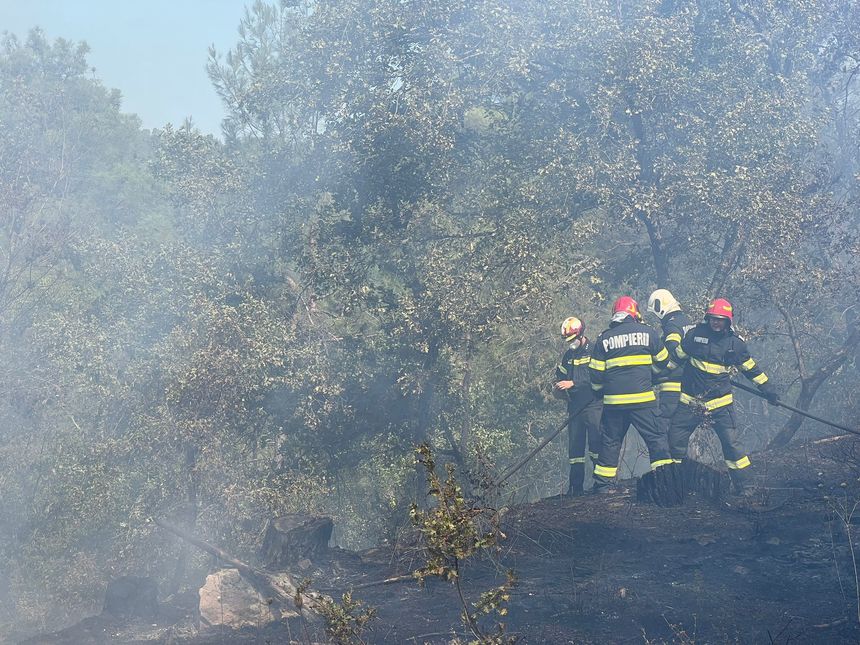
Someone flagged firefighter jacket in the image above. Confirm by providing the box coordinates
[674,322,773,411]
[555,338,596,409]
[657,310,695,394]
[589,318,669,408]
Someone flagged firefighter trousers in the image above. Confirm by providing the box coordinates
[593,405,671,485]
[668,402,752,489]
[657,390,681,436]
[568,399,602,493]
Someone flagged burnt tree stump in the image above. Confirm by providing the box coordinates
[260,515,333,568]
[637,461,729,507]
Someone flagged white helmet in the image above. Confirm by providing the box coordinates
[647,289,681,320]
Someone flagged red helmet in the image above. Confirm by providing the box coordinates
[561,316,585,342]
[612,296,641,322]
[706,298,733,323]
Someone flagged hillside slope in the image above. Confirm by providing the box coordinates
[25,436,860,644]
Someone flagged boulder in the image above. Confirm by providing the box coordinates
[198,568,298,630]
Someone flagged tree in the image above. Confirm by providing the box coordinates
[0,29,169,630]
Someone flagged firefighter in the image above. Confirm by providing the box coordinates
[554,316,603,495]
[647,289,695,430]
[668,298,779,495]
[589,296,674,490]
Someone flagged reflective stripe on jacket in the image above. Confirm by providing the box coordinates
[556,339,597,408]
[676,322,771,409]
[589,318,669,408]
[660,310,695,388]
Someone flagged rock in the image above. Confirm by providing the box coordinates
[260,515,333,568]
[198,568,296,630]
[102,576,159,619]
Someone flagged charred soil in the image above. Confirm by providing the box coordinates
[23,435,860,644]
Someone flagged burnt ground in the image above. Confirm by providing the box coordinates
[22,435,860,644]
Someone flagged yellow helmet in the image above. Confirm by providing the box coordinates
[560,316,585,342]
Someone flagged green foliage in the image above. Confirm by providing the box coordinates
[410,444,515,643]
[317,590,378,645]
[0,30,172,632]
[410,444,499,582]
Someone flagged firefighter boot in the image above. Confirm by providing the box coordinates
[567,462,585,496]
[590,474,615,495]
[728,467,754,497]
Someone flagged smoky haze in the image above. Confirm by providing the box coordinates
[1,0,859,641]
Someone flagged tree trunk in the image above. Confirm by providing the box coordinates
[414,342,440,444]
[708,223,745,296]
[440,343,474,471]
[767,302,859,449]
[169,442,199,593]
[627,100,671,287]
[637,210,671,287]
[458,351,473,459]
[768,350,855,450]
[768,379,819,449]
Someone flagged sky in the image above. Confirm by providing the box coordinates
[1,0,249,136]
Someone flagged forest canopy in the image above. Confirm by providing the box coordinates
[1,0,859,635]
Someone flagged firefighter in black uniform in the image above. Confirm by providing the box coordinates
[554,316,603,495]
[647,289,695,430]
[589,296,674,490]
[668,298,779,495]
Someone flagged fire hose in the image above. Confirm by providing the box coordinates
[730,378,860,437]
[493,381,860,489]
[492,387,596,488]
